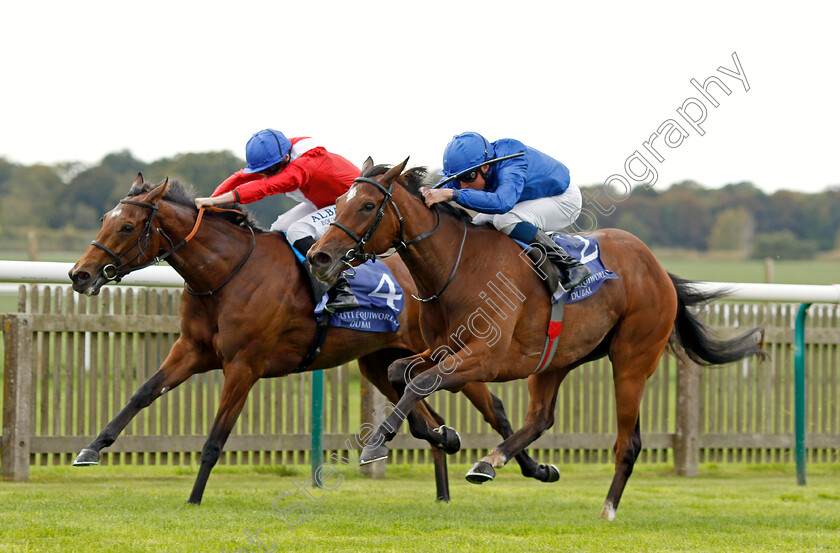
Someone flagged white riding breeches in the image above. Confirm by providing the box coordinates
[472,183,582,235]
[272,203,338,246]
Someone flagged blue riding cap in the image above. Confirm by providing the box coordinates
[243,129,292,174]
[441,132,496,178]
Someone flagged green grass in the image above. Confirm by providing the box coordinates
[0,251,84,263]
[655,257,838,285]
[1,463,838,552]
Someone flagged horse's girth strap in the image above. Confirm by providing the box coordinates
[533,301,565,374]
[293,313,330,373]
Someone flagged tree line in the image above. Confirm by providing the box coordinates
[0,150,838,258]
[579,180,840,258]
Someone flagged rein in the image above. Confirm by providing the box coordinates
[92,201,255,296]
[329,176,466,303]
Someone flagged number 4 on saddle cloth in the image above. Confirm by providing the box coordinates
[284,235,403,334]
[313,262,404,333]
[515,233,619,373]
[285,236,404,372]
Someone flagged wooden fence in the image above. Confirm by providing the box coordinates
[2,284,839,481]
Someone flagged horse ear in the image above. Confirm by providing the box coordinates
[146,177,170,204]
[361,156,374,175]
[382,157,410,184]
[128,172,146,195]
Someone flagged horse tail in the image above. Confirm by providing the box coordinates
[668,273,767,366]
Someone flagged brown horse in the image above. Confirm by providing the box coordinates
[308,160,766,520]
[68,173,559,505]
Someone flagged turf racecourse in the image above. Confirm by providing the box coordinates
[0,463,838,552]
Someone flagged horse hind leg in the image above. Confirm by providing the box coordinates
[601,416,642,521]
[600,335,668,520]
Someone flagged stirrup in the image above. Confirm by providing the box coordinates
[560,263,591,291]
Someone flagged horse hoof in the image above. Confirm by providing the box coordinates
[600,501,616,521]
[73,448,101,466]
[433,425,461,455]
[536,463,560,483]
[465,460,495,484]
[360,443,389,465]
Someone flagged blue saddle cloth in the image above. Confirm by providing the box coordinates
[313,261,404,333]
[283,233,404,333]
[516,233,619,304]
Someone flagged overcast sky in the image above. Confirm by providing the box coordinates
[1,1,838,193]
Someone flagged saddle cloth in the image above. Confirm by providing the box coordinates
[283,233,403,333]
[516,233,619,304]
[313,262,404,333]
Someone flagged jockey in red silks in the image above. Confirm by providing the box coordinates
[421,131,591,297]
[195,128,359,312]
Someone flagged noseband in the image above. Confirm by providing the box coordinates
[329,176,466,303]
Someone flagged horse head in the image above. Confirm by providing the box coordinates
[69,173,172,295]
[308,158,411,284]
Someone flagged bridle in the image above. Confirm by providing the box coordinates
[92,199,255,296]
[92,199,167,282]
[329,176,467,303]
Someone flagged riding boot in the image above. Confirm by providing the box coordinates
[530,229,591,293]
[295,236,359,312]
[301,260,359,313]
[325,272,360,313]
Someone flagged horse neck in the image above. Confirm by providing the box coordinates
[157,202,260,291]
[392,185,469,302]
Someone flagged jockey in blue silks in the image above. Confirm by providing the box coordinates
[421,131,591,295]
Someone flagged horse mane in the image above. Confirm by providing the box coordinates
[127,179,262,229]
[361,164,475,224]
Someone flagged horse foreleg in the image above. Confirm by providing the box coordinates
[359,351,455,449]
[466,369,569,484]
[359,351,457,502]
[74,338,214,466]
[187,363,258,505]
[385,353,462,454]
[460,382,559,483]
[359,355,487,465]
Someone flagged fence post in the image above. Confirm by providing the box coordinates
[674,356,700,476]
[2,314,33,481]
[794,303,812,486]
[360,379,386,479]
[311,370,324,488]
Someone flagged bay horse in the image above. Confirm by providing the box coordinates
[68,173,560,505]
[307,160,766,520]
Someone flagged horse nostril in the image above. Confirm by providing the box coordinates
[310,251,332,268]
[74,271,90,283]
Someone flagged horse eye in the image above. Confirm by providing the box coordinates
[363,202,376,212]
[120,224,135,233]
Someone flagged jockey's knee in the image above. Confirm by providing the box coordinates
[492,213,529,236]
[292,235,317,258]
[286,221,316,247]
